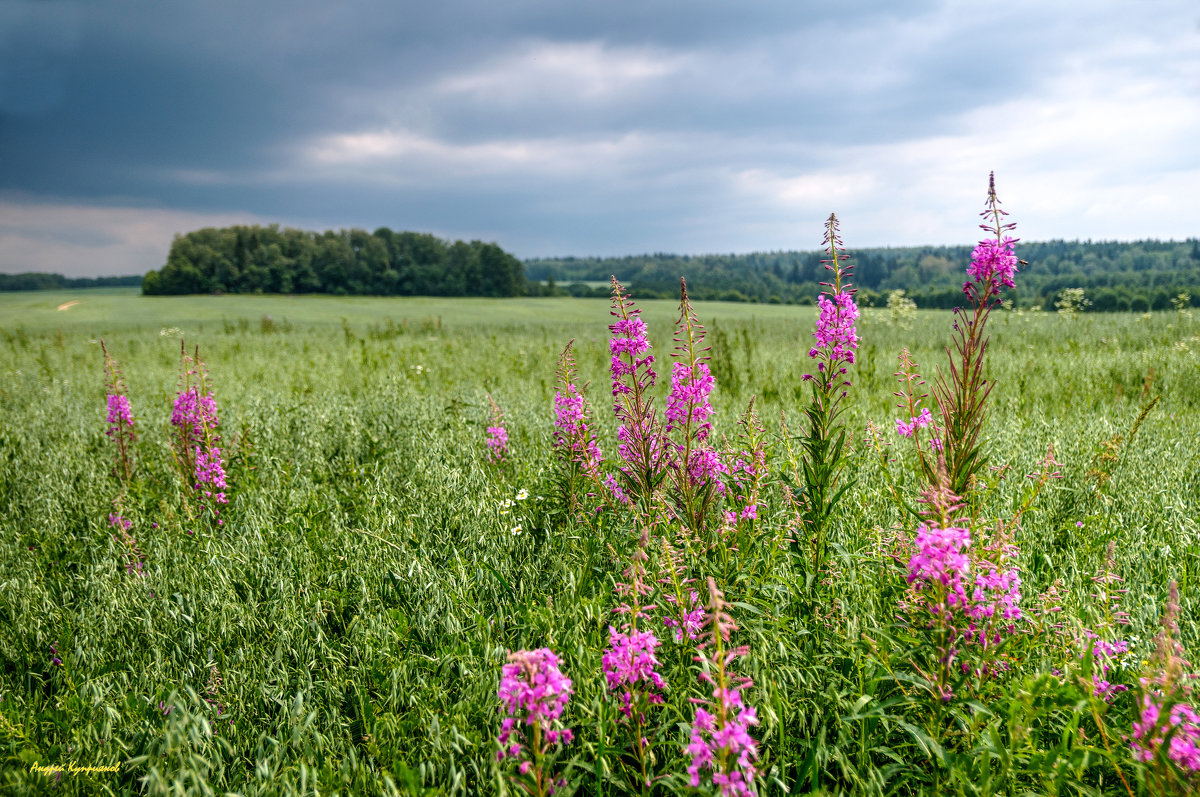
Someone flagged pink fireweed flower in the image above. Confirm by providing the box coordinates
[602,626,666,719]
[907,523,971,591]
[552,387,602,473]
[486,425,509,462]
[194,447,228,504]
[101,341,137,482]
[664,590,706,643]
[896,407,934,438]
[965,237,1020,298]
[685,578,760,796]
[485,393,508,464]
[809,292,861,366]
[608,278,665,506]
[106,393,134,438]
[496,648,574,793]
[1132,695,1200,771]
[665,362,715,439]
[685,685,760,797]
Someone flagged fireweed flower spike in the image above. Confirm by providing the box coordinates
[100,340,137,483]
[666,278,724,534]
[496,648,574,796]
[609,277,664,513]
[604,526,666,790]
[932,172,1021,496]
[551,340,609,510]
[170,343,228,516]
[486,393,509,465]
[1131,582,1200,781]
[794,214,860,573]
[685,578,759,796]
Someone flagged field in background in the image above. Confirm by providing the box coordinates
[2,291,1199,794]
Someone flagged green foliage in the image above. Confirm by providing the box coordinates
[527,238,1200,310]
[0,292,1198,794]
[141,225,527,297]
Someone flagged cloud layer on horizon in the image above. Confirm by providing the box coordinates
[1,0,1198,276]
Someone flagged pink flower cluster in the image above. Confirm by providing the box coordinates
[1132,695,1200,772]
[106,393,134,438]
[896,408,933,438]
[497,648,574,789]
[172,388,227,507]
[602,626,666,719]
[665,362,715,439]
[195,446,228,503]
[1083,633,1130,701]
[907,523,971,593]
[965,237,1019,297]
[552,385,601,476]
[686,667,760,796]
[609,314,654,398]
[486,425,509,463]
[171,389,219,446]
[907,523,1023,644]
[810,292,860,365]
[663,590,706,643]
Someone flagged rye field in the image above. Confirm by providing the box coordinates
[2,285,1200,796]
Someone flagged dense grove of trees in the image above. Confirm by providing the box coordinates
[141,225,527,297]
[527,238,1200,310]
[0,273,142,291]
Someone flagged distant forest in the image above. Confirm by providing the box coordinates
[529,238,1200,311]
[4,233,1198,312]
[141,225,526,297]
[0,273,142,291]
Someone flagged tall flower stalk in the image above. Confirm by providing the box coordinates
[665,278,723,535]
[170,343,227,519]
[486,393,509,465]
[684,578,759,796]
[793,214,860,572]
[609,277,664,516]
[100,340,136,484]
[1132,583,1200,787]
[933,172,1020,497]
[602,527,666,793]
[551,340,606,512]
[496,648,574,796]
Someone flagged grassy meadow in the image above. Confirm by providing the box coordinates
[1,288,1199,795]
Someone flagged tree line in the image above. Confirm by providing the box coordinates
[141,225,527,297]
[0,273,142,292]
[528,238,1200,310]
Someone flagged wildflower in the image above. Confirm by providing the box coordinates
[796,214,860,572]
[895,408,934,438]
[608,278,664,508]
[170,344,227,515]
[684,578,759,796]
[663,590,705,643]
[602,626,666,720]
[1131,582,1200,776]
[965,237,1020,297]
[486,393,508,464]
[496,649,574,794]
[49,641,62,668]
[907,523,971,593]
[106,394,134,439]
[101,340,137,482]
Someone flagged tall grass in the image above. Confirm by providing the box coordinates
[1,286,1198,795]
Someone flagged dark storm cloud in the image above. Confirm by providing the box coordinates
[1,0,1197,275]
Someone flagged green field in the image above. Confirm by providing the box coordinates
[2,289,1199,795]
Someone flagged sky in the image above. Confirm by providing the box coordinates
[1,0,1198,277]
